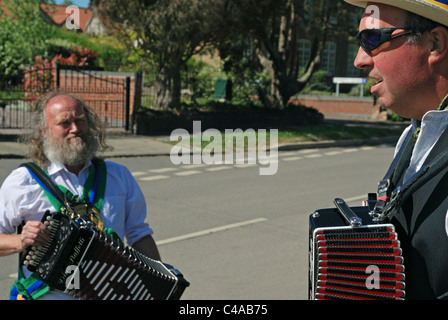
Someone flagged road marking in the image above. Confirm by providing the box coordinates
[233,164,258,169]
[180,164,206,169]
[283,156,303,161]
[324,151,343,156]
[174,170,202,176]
[149,167,178,173]
[206,166,233,172]
[304,154,322,158]
[140,175,170,181]
[136,146,378,181]
[156,218,268,245]
[131,171,148,177]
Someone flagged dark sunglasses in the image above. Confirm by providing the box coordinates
[356,27,414,53]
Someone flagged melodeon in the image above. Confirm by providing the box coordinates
[308,198,405,300]
[22,211,189,300]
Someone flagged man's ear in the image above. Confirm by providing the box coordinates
[40,127,47,138]
[428,26,448,65]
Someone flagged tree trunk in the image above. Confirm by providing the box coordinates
[171,66,181,109]
[154,68,172,110]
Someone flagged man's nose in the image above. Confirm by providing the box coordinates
[68,121,79,133]
[354,47,374,70]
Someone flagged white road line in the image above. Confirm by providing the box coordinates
[174,170,202,176]
[149,167,178,173]
[156,218,267,245]
[304,154,322,158]
[180,164,206,169]
[324,151,343,156]
[283,156,303,161]
[234,164,258,169]
[140,175,170,181]
[206,166,233,172]
[299,149,319,154]
[131,171,148,177]
[136,146,377,181]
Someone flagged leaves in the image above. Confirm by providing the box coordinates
[0,0,54,76]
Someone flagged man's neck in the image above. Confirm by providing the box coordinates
[65,164,83,176]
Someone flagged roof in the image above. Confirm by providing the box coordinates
[39,3,93,32]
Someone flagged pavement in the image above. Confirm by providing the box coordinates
[0,128,174,159]
[0,119,406,160]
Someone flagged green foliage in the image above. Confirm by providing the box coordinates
[300,70,332,95]
[48,27,133,71]
[0,0,54,78]
[183,57,226,103]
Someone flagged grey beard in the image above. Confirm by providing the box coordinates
[43,132,98,166]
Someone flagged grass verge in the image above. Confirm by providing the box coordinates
[167,124,404,151]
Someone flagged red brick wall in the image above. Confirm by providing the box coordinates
[24,69,140,124]
[58,71,139,122]
[290,95,382,119]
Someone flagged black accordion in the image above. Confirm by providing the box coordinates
[22,211,189,300]
[308,198,405,300]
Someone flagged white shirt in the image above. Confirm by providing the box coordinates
[393,109,448,237]
[0,160,153,299]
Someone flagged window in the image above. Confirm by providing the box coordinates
[298,39,311,71]
[321,42,336,75]
[346,44,360,76]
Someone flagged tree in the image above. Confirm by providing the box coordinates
[218,0,360,107]
[93,0,226,110]
[0,0,54,84]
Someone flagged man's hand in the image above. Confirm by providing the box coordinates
[20,221,50,250]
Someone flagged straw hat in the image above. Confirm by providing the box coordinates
[344,0,448,26]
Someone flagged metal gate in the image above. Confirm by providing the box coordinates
[0,64,137,130]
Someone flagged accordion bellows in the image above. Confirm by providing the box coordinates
[22,212,189,300]
[308,200,405,300]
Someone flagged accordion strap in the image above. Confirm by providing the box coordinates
[373,126,448,220]
[21,162,67,209]
[20,160,107,229]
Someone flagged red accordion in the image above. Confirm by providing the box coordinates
[308,198,405,300]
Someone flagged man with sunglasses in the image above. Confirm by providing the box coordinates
[345,0,448,299]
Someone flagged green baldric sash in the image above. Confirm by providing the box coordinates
[10,159,109,300]
[21,160,107,230]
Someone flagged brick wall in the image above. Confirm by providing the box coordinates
[24,68,140,128]
[58,70,139,126]
[290,95,384,120]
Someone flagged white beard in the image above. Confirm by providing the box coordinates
[43,132,97,166]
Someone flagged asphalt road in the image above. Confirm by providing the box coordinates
[0,143,396,300]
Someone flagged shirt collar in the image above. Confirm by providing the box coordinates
[412,93,448,131]
[438,93,448,111]
[46,160,92,176]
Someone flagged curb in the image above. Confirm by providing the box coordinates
[276,136,399,151]
[0,136,400,160]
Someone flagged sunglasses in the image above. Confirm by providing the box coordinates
[356,27,414,53]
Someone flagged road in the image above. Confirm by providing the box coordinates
[0,143,396,300]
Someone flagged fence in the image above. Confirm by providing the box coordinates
[0,64,141,131]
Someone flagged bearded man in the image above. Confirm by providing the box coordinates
[0,90,160,300]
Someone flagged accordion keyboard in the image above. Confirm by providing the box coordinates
[309,204,405,300]
[21,212,189,300]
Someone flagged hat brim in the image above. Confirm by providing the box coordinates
[344,0,448,27]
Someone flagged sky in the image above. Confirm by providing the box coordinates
[54,0,90,8]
